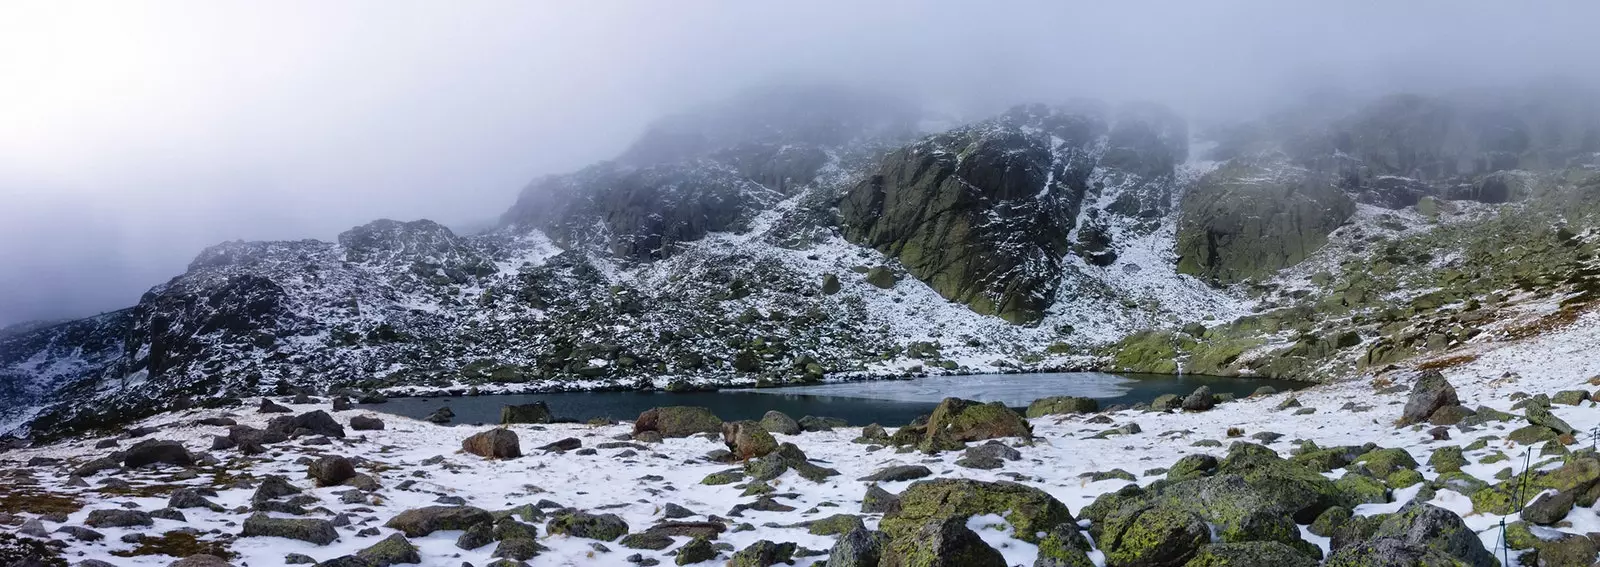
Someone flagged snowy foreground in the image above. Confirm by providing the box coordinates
[5,314,1600,566]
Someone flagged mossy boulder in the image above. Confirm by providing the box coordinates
[1335,474,1391,505]
[1025,396,1099,418]
[634,406,722,438]
[1428,446,1467,474]
[1174,157,1354,284]
[878,478,1074,544]
[906,398,1031,451]
[384,506,492,537]
[356,533,422,566]
[1354,448,1419,478]
[881,517,1005,567]
[1182,541,1318,567]
[1099,506,1210,567]
[545,511,628,542]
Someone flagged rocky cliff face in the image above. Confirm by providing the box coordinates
[5,84,1600,438]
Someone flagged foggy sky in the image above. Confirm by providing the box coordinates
[2,0,1596,326]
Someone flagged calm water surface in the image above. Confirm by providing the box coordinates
[360,372,1306,426]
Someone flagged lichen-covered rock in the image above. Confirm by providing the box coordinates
[1335,473,1391,505]
[1520,489,1574,525]
[85,509,152,528]
[879,478,1073,544]
[1325,502,1494,567]
[1025,396,1099,418]
[882,517,1005,567]
[1182,541,1318,567]
[863,484,900,514]
[758,411,800,435]
[545,511,628,541]
[384,506,492,537]
[827,527,888,567]
[908,398,1031,451]
[634,407,722,438]
[721,420,779,460]
[1524,403,1575,435]
[1427,446,1466,474]
[356,533,422,566]
[729,539,798,567]
[1166,454,1218,481]
[265,410,346,438]
[676,537,719,565]
[1355,448,1419,478]
[348,415,384,430]
[1175,157,1353,284]
[462,428,521,459]
[241,513,338,545]
[1099,506,1210,567]
[858,465,932,483]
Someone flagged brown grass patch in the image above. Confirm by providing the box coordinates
[1502,303,1591,340]
[0,488,82,517]
[1417,353,1481,371]
[112,531,232,559]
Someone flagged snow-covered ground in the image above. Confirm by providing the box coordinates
[5,309,1600,565]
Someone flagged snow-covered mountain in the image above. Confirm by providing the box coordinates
[5,84,1600,439]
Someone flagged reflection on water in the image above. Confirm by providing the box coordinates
[360,372,1306,427]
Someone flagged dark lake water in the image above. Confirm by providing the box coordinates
[360,372,1307,427]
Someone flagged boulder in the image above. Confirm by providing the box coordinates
[537,438,581,452]
[1099,506,1210,567]
[1024,396,1099,418]
[903,398,1031,452]
[1399,370,1459,425]
[1524,403,1575,435]
[1184,542,1318,567]
[356,533,422,566]
[1520,490,1574,525]
[85,509,152,528]
[675,537,719,565]
[265,410,346,438]
[881,517,1005,567]
[721,420,779,459]
[260,399,292,413]
[384,506,492,537]
[500,402,553,424]
[462,428,521,459]
[546,511,629,541]
[168,488,224,511]
[798,415,848,432]
[1180,386,1216,412]
[633,407,722,438]
[858,465,932,483]
[241,513,339,545]
[1324,502,1494,567]
[123,439,193,468]
[863,484,900,514]
[349,416,384,431]
[729,540,798,567]
[308,455,357,487]
[758,411,800,435]
[879,479,1073,544]
[169,556,231,567]
[331,396,352,411]
[426,407,454,424]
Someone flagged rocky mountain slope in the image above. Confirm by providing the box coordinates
[4,84,1600,440]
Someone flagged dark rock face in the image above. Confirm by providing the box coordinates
[1175,157,1355,284]
[838,111,1095,324]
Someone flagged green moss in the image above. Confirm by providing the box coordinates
[1335,474,1390,505]
[1109,330,1180,373]
[1428,446,1467,473]
[1101,506,1209,567]
[700,470,745,486]
[1386,469,1424,489]
[1354,448,1419,477]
